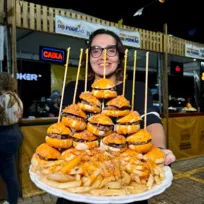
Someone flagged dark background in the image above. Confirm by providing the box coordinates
[17,60,51,117]
[26,0,204,44]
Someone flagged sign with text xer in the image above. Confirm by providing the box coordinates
[40,46,66,64]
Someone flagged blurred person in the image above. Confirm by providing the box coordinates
[48,90,61,117]
[0,72,24,204]
[48,95,61,117]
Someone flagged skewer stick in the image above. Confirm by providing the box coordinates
[58,47,71,123]
[73,49,83,104]
[84,48,89,92]
[144,52,149,130]
[103,49,107,78]
[122,49,128,96]
[132,50,137,111]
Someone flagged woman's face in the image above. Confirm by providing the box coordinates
[90,34,119,78]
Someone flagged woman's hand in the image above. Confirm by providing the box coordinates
[161,149,176,165]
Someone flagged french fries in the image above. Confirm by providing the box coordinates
[31,148,166,196]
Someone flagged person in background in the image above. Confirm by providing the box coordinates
[0,72,24,204]
[48,91,61,117]
[57,29,176,204]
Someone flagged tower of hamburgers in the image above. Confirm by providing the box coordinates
[91,78,117,99]
[102,95,131,117]
[115,111,141,135]
[126,129,152,153]
[87,113,114,136]
[61,104,87,131]
[100,132,127,154]
[78,91,101,113]
[45,122,73,150]
[31,143,61,166]
[72,130,99,150]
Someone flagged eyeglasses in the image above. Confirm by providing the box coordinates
[90,45,117,58]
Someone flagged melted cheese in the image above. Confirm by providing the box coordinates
[74,143,89,150]
[100,141,120,152]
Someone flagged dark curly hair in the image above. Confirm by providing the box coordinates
[85,29,126,82]
[0,72,17,92]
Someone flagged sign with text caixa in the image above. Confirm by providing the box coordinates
[55,15,140,48]
[39,46,66,64]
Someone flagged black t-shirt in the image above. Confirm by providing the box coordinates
[49,105,60,116]
[63,80,161,127]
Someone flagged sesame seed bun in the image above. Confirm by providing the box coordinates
[106,95,130,108]
[116,111,142,124]
[47,122,72,136]
[103,132,126,145]
[91,78,115,89]
[62,104,86,119]
[73,130,97,141]
[88,113,114,125]
[91,78,117,99]
[79,91,101,107]
[143,146,165,165]
[115,123,140,135]
[126,129,152,153]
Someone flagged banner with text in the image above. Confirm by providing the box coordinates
[185,43,204,60]
[55,15,140,48]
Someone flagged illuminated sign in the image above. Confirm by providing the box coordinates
[15,73,42,81]
[202,72,204,81]
[170,61,183,76]
[200,62,204,112]
[39,46,66,64]
[175,66,181,72]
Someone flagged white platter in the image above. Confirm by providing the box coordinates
[29,165,173,204]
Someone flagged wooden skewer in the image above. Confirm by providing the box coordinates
[122,49,128,96]
[103,49,107,79]
[132,50,137,111]
[73,49,83,104]
[144,51,149,130]
[58,47,71,123]
[84,48,89,92]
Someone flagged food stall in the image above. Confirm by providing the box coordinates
[0,0,204,199]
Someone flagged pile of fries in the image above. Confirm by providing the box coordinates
[31,146,165,196]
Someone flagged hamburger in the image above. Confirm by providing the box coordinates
[31,143,61,166]
[126,129,152,153]
[61,104,87,131]
[45,122,73,150]
[100,132,127,154]
[91,78,117,99]
[143,146,165,167]
[78,91,101,113]
[73,130,99,150]
[102,95,131,117]
[115,111,141,135]
[87,113,114,136]
[59,147,81,162]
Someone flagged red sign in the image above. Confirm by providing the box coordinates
[43,51,63,60]
[175,66,181,72]
[40,46,66,63]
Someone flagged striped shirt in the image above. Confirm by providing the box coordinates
[0,91,23,126]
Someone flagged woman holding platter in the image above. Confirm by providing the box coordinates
[56,28,175,204]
